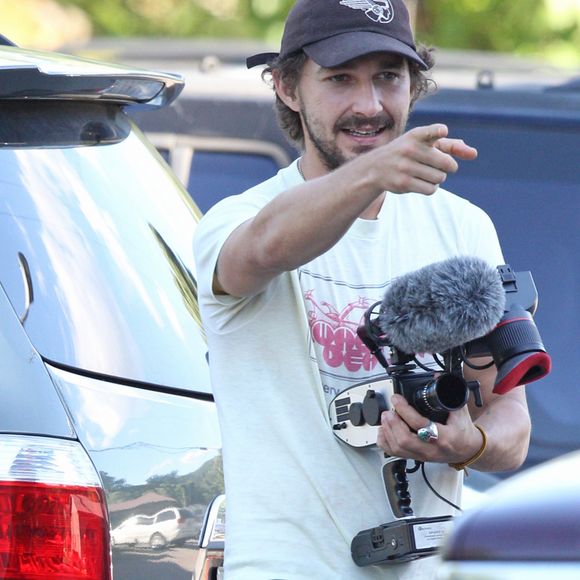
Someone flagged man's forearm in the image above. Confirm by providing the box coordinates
[470,390,531,472]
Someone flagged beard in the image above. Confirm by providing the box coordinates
[300,107,404,172]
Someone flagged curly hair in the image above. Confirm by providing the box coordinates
[262,46,436,149]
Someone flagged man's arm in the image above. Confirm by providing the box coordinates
[214,124,477,297]
[377,357,531,473]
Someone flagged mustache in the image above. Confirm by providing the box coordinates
[336,115,396,132]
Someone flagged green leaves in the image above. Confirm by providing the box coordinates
[56,0,580,65]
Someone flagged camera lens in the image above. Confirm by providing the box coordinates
[414,373,469,415]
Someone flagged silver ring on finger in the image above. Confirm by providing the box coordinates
[417,420,438,443]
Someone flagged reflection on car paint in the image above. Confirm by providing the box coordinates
[49,365,223,578]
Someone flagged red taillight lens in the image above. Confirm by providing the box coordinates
[0,482,109,579]
[0,436,111,580]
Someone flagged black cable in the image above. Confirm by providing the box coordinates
[431,353,447,371]
[406,460,422,474]
[420,463,462,512]
[413,357,438,372]
[463,358,495,371]
[460,345,494,370]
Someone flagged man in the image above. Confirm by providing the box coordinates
[194,1,531,578]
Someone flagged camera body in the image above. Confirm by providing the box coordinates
[330,366,477,449]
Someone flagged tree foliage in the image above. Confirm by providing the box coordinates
[417,0,546,52]
[55,0,579,64]
[59,0,295,40]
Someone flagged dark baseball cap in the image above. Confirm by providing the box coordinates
[247,0,427,70]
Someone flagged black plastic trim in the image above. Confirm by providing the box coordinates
[43,358,215,402]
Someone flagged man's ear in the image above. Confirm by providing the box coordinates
[272,71,301,113]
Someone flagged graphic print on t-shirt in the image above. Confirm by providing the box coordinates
[299,267,391,404]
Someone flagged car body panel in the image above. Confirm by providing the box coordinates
[437,562,580,580]
[438,451,580,578]
[46,366,223,578]
[0,285,75,437]
[442,451,580,562]
[191,494,225,580]
[48,365,222,502]
[0,42,224,580]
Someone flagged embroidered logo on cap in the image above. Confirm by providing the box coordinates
[339,0,395,24]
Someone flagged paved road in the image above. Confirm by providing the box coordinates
[112,543,197,580]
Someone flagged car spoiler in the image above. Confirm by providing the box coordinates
[0,44,184,109]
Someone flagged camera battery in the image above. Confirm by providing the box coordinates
[351,515,454,566]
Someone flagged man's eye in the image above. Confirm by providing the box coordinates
[329,74,350,82]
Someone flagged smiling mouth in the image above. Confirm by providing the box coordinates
[343,127,386,138]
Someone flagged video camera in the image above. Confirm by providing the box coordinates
[329,264,551,566]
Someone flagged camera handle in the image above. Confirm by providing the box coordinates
[382,455,414,519]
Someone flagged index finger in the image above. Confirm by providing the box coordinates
[436,138,478,161]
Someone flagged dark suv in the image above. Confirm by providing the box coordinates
[0,39,223,580]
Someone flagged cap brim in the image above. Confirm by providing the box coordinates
[303,31,427,70]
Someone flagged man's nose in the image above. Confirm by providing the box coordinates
[352,82,383,116]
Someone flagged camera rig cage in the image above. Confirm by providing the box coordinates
[328,265,551,566]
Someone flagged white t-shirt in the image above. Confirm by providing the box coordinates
[194,160,504,580]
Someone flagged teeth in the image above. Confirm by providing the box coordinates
[348,129,379,137]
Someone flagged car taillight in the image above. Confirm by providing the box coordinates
[198,551,224,580]
[0,435,112,580]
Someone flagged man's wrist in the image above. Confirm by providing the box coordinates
[449,424,487,473]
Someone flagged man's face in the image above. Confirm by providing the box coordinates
[293,53,412,173]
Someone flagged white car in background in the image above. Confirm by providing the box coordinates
[112,507,197,549]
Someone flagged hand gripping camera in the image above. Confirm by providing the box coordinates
[328,262,551,567]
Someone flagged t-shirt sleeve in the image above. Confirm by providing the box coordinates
[193,192,281,335]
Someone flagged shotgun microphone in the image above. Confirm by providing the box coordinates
[378,256,506,355]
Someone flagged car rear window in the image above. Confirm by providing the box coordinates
[156,511,176,522]
[0,102,211,394]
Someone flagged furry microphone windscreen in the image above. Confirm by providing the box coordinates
[379,256,506,354]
